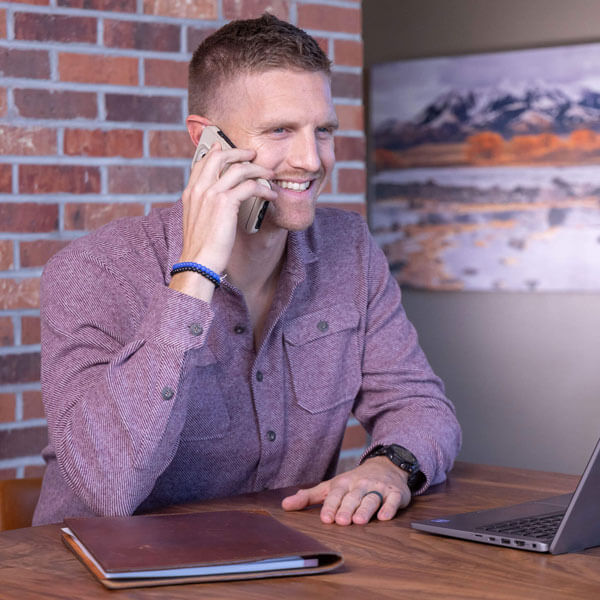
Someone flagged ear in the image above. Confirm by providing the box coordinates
[186,115,212,146]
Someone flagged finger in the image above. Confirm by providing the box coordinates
[319,484,354,525]
[376,489,411,521]
[281,482,329,512]
[214,160,275,191]
[331,487,367,526]
[188,145,256,189]
[351,491,385,525]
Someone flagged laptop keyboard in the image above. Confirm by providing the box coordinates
[477,511,565,540]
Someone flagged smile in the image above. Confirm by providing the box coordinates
[274,180,311,191]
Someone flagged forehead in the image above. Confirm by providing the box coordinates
[213,69,335,124]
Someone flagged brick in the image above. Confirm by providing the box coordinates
[0,125,56,156]
[332,72,362,100]
[64,202,145,231]
[0,393,16,422]
[20,239,70,268]
[335,135,365,162]
[298,4,361,34]
[0,88,6,116]
[0,278,40,310]
[334,39,363,67]
[144,59,188,89]
[104,19,180,52]
[15,12,96,43]
[315,37,330,59]
[21,316,41,345]
[0,317,13,346]
[0,352,40,385]
[64,129,143,158]
[0,48,50,79]
[59,53,137,86]
[58,0,136,11]
[0,240,13,270]
[0,203,58,232]
[335,104,364,132]
[0,164,10,193]
[143,0,217,19]
[15,89,97,120]
[150,200,177,211]
[341,423,367,451]
[0,469,17,480]
[223,0,289,20]
[337,168,365,194]
[9,0,49,5]
[22,390,44,420]
[24,465,46,477]
[106,94,181,124]
[187,27,217,52]
[0,426,47,460]
[19,165,100,194]
[318,201,366,217]
[108,166,183,194]
[149,130,193,158]
[0,9,6,38]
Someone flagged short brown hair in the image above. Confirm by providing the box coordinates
[188,13,331,117]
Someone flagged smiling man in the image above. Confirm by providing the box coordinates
[33,14,461,527]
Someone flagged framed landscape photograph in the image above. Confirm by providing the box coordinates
[370,42,600,291]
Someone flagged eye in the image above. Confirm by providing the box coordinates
[316,126,335,138]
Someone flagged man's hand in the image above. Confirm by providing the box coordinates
[281,456,412,525]
[169,142,276,300]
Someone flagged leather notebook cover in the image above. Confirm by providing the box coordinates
[62,510,343,589]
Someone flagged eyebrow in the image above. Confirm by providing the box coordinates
[257,117,340,133]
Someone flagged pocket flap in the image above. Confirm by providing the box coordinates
[284,304,360,346]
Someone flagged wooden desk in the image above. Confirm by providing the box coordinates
[1,462,600,599]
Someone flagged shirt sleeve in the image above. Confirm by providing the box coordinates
[40,248,214,516]
[352,228,462,493]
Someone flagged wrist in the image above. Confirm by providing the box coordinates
[362,444,425,493]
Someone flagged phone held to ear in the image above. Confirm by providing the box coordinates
[192,125,271,234]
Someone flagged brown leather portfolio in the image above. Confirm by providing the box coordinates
[62,510,343,589]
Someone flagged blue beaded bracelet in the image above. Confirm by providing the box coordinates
[170,262,221,288]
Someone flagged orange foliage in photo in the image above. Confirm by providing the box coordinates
[465,132,504,162]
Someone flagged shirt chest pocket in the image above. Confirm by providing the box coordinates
[179,348,231,441]
[283,304,362,414]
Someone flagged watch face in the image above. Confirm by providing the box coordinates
[387,445,419,473]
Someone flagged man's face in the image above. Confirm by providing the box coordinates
[212,69,338,232]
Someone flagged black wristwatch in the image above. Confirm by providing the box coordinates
[363,444,425,492]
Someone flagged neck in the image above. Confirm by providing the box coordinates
[225,226,288,295]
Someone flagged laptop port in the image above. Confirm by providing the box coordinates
[489,536,496,542]
[515,540,526,547]
[501,538,510,544]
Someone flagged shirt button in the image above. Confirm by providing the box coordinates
[317,320,329,332]
[234,325,246,334]
[161,387,175,401]
[256,371,264,382]
[189,323,203,336]
[267,430,276,442]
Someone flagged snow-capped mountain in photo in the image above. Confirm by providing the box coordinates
[375,83,600,150]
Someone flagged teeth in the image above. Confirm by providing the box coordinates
[276,180,311,191]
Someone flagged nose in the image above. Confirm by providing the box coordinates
[289,130,322,173]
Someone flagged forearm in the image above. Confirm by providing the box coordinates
[42,272,213,516]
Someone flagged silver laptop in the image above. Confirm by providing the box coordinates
[411,437,600,554]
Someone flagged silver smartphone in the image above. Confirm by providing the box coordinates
[191,125,271,234]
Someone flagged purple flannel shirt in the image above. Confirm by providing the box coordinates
[33,201,461,525]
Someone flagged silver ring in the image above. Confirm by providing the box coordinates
[363,490,384,506]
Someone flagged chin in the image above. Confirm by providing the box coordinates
[266,204,316,232]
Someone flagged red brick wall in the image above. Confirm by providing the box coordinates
[0,0,365,480]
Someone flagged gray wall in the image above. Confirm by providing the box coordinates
[363,0,600,474]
